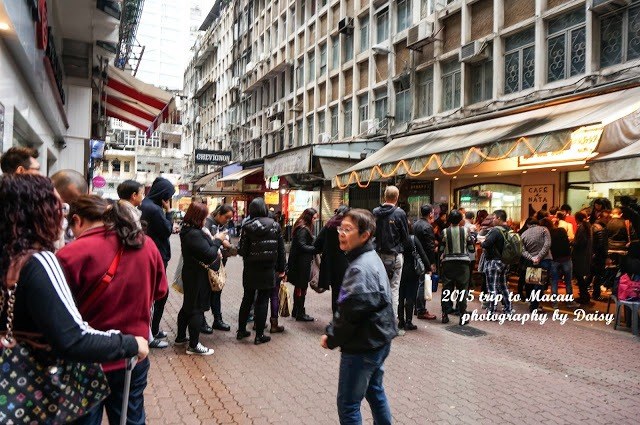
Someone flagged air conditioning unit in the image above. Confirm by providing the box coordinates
[265,107,273,117]
[459,40,489,63]
[317,133,330,144]
[406,21,435,50]
[271,119,282,131]
[338,17,354,35]
[251,126,261,139]
[274,102,284,114]
[359,119,379,136]
[245,61,255,74]
[590,0,631,14]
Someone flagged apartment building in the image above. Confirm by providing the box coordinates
[185,0,640,220]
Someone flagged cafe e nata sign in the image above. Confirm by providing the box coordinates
[523,184,554,218]
[194,149,231,165]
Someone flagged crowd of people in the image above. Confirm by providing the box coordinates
[2,145,640,424]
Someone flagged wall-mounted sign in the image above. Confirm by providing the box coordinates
[264,146,312,177]
[518,125,602,167]
[264,191,279,205]
[92,175,106,189]
[194,149,231,165]
[523,184,554,218]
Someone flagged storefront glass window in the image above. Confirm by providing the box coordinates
[566,171,640,212]
[456,184,522,223]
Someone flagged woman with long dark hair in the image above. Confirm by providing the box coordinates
[237,198,286,344]
[287,207,318,321]
[0,175,148,424]
[57,195,168,424]
[177,202,227,355]
[573,211,593,304]
[314,205,350,315]
[202,204,235,333]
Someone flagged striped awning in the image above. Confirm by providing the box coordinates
[104,65,175,134]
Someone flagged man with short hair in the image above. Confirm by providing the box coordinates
[51,169,89,203]
[481,210,513,315]
[440,210,474,324]
[560,204,577,233]
[0,146,40,175]
[373,185,409,321]
[413,204,437,320]
[117,179,144,229]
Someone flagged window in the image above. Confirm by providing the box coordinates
[395,75,411,123]
[441,60,461,110]
[308,52,315,81]
[470,59,493,104]
[331,106,339,138]
[600,2,640,68]
[318,111,326,134]
[374,89,388,122]
[288,125,293,147]
[124,161,130,173]
[504,27,535,94]
[331,36,339,70]
[358,94,369,125]
[296,61,304,87]
[297,119,303,146]
[547,9,586,83]
[344,100,353,137]
[102,160,109,172]
[307,117,314,143]
[417,67,433,117]
[397,0,411,32]
[343,33,354,62]
[111,159,121,173]
[320,43,327,74]
[360,16,369,53]
[377,9,389,43]
[299,0,306,25]
[162,139,169,148]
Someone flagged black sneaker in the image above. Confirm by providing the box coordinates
[236,330,251,340]
[254,335,271,345]
[186,343,214,356]
[212,320,231,331]
[174,336,189,346]
[200,324,214,334]
[153,330,167,339]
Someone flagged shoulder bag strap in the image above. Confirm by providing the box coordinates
[77,246,124,314]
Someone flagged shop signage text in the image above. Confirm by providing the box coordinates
[264,146,312,178]
[194,149,232,165]
[518,125,602,167]
[523,184,554,218]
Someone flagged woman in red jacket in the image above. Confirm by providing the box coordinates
[57,195,168,425]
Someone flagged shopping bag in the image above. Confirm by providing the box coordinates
[525,266,547,285]
[309,255,326,293]
[278,281,291,317]
[171,254,184,294]
[424,273,433,301]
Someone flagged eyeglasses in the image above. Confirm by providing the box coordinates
[337,226,356,235]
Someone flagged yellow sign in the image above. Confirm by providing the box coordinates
[518,125,602,167]
[264,191,279,205]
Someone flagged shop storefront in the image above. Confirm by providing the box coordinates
[456,183,522,223]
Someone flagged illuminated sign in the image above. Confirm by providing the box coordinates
[518,125,602,167]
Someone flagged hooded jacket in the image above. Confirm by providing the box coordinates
[140,177,175,264]
[314,214,348,290]
[372,204,409,254]
[326,242,397,353]
[238,216,286,290]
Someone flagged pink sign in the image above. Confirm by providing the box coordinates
[92,175,106,189]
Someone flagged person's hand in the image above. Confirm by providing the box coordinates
[161,199,170,211]
[134,336,149,361]
[320,335,329,349]
[214,231,227,241]
[431,264,437,273]
[222,240,232,249]
[532,257,540,265]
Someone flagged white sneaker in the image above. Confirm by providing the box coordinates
[186,343,214,356]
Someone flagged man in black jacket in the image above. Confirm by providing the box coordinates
[140,177,175,348]
[373,185,409,322]
[481,210,513,315]
[413,204,438,320]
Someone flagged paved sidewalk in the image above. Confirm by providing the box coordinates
[142,236,640,424]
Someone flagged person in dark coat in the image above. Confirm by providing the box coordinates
[412,204,438,320]
[287,207,318,321]
[314,205,350,315]
[237,198,286,345]
[140,177,175,348]
[572,211,593,305]
[176,202,226,355]
[399,230,431,332]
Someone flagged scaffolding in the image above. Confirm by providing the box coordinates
[115,0,145,71]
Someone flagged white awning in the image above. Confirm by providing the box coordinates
[589,139,640,182]
[335,87,640,188]
[105,65,175,134]
[193,172,218,187]
[217,167,263,182]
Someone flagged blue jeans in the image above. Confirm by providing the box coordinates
[551,259,573,297]
[75,358,149,425]
[337,343,392,425]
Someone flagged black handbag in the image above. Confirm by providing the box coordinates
[1,254,110,424]
[411,236,426,276]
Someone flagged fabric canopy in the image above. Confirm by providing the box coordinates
[589,139,640,182]
[217,167,263,182]
[105,65,175,134]
[335,86,640,188]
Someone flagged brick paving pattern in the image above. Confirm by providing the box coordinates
[141,236,640,424]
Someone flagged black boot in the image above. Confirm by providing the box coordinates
[404,302,417,331]
[212,315,231,331]
[291,296,300,319]
[295,295,314,322]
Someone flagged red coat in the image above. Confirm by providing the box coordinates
[57,226,168,371]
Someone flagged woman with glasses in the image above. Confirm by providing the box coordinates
[202,204,236,334]
[287,207,319,321]
[321,209,396,425]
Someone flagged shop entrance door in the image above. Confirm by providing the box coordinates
[456,184,522,223]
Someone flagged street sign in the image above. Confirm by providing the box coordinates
[194,149,231,165]
[92,175,106,189]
